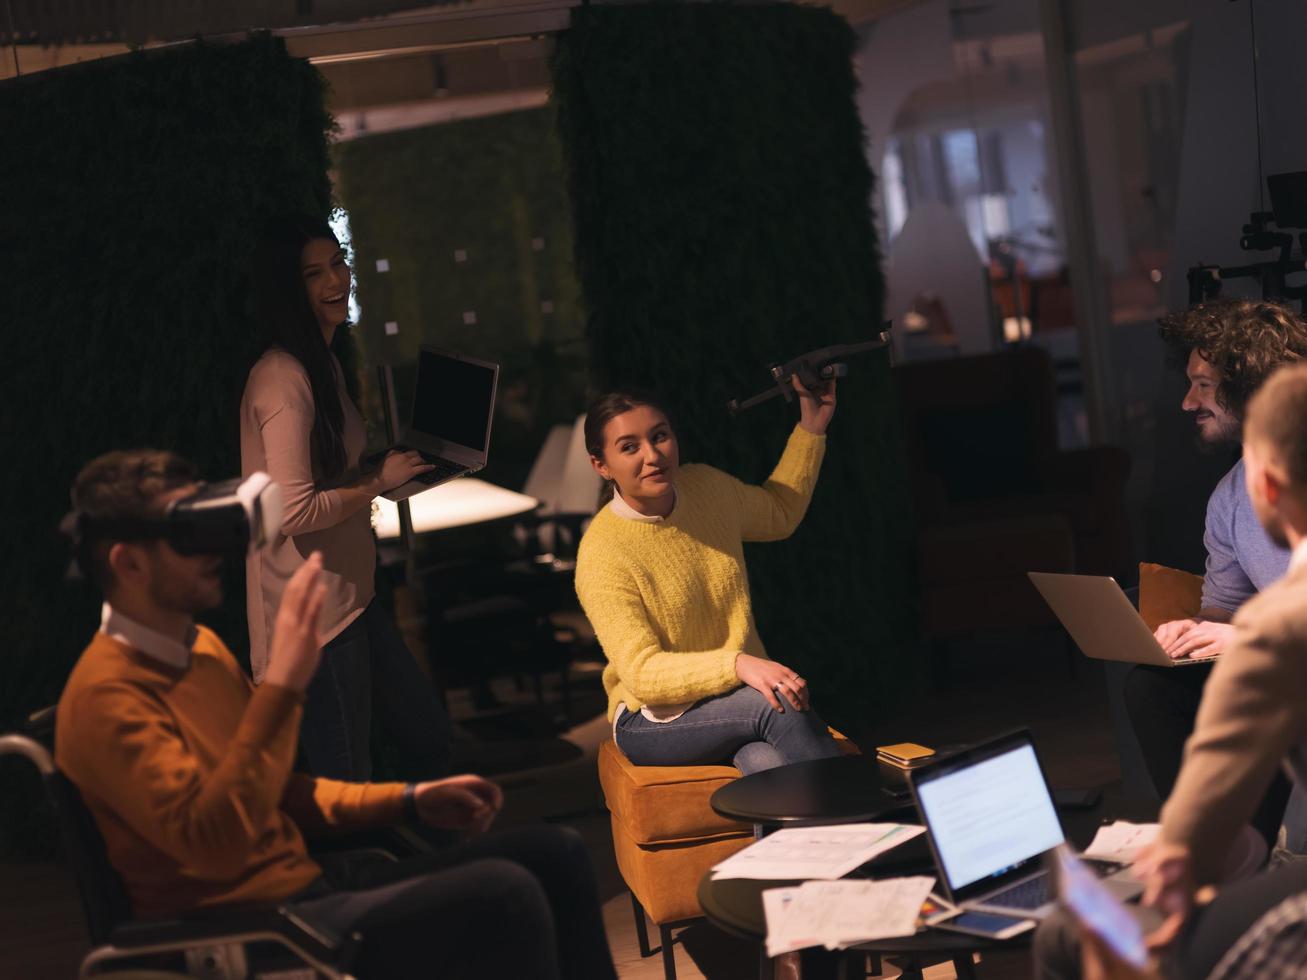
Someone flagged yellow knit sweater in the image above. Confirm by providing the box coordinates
[575,425,826,721]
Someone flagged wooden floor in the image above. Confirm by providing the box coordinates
[0,631,1121,979]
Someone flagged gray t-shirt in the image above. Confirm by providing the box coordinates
[1201,457,1291,613]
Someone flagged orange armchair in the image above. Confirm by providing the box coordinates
[598,731,858,978]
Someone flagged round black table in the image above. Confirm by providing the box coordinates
[709,754,917,826]
[697,844,991,979]
[702,755,1159,978]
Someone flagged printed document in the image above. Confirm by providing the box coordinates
[762,876,936,955]
[711,823,925,881]
[1083,821,1159,864]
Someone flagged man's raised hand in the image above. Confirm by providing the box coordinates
[264,552,329,692]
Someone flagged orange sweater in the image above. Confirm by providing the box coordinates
[55,628,405,919]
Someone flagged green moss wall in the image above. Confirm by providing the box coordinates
[551,3,918,732]
[0,35,335,851]
[334,108,588,490]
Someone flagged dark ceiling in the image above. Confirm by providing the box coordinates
[0,1,454,46]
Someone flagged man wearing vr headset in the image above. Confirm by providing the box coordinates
[55,449,616,980]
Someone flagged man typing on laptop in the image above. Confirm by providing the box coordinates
[1035,363,1307,979]
[1123,300,1307,849]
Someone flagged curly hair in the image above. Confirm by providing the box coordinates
[1158,298,1307,418]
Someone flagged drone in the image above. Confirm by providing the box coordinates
[726,324,893,416]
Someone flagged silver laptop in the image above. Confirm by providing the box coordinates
[1028,572,1210,668]
[908,730,1142,920]
[374,347,500,502]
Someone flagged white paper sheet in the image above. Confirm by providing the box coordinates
[710,823,926,881]
[762,876,937,956]
[1083,821,1160,864]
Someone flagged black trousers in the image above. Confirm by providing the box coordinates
[1170,860,1307,978]
[292,825,617,980]
[1123,662,1290,845]
[300,600,452,782]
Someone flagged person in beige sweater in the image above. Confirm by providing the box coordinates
[242,214,448,781]
[1035,362,1307,979]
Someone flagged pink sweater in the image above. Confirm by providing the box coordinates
[240,349,375,681]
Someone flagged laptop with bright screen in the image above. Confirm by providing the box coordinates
[909,730,1067,917]
[916,736,1062,892]
[910,730,1144,919]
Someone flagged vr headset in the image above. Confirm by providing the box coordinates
[64,473,284,575]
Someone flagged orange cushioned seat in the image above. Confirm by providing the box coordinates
[598,730,858,978]
[599,740,753,925]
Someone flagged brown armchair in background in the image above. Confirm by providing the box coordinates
[894,346,1132,643]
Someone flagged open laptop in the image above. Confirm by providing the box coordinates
[1028,572,1211,668]
[373,347,500,502]
[907,730,1142,920]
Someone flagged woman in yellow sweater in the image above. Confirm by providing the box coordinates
[574,378,842,773]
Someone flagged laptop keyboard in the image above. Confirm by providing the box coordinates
[986,874,1052,910]
[412,457,469,485]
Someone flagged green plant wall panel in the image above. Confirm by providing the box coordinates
[551,2,918,732]
[333,108,588,491]
[0,35,335,852]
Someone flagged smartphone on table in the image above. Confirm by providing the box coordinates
[927,908,1036,940]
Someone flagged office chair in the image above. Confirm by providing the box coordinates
[0,730,363,978]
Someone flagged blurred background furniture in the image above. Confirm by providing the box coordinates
[382,422,601,726]
[894,347,1132,647]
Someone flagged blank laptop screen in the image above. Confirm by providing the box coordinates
[411,351,496,452]
[916,742,1064,891]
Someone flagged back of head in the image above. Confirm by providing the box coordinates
[1158,298,1307,418]
[1245,362,1307,492]
[70,450,197,593]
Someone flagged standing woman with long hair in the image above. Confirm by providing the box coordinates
[241,214,450,781]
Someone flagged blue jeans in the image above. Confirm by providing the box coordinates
[614,685,841,774]
[300,600,452,781]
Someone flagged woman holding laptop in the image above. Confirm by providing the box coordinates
[574,377,843,774]
[241,214,450,781]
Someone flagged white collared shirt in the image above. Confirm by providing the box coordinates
[609,487,676,523]
[100,602,196,671]
[1292,538,1307,575]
